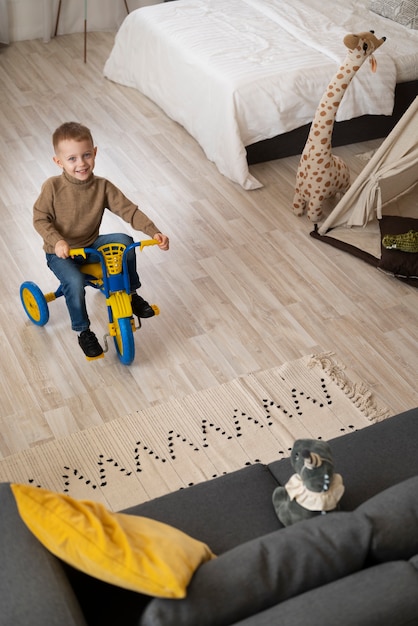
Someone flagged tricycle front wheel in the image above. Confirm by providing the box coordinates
[20,281,50,326]
[113,317,135,365]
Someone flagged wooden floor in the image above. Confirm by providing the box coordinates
[0,32,416,459]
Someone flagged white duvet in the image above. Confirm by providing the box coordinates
[104,0,418,189]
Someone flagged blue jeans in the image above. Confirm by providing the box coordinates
[46,233,141,332]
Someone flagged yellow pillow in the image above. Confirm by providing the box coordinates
[11,483,215,598]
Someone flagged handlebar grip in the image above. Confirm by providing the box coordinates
[139,239,159,251]
[69,248,87,258]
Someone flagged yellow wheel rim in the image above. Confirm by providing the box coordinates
[22,288,42,322]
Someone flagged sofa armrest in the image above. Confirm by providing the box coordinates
[0,483,87,626]
[231,560,418,626]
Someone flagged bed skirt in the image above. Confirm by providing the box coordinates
[246,80,418,165]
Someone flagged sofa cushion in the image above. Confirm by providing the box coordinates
[232,560,418,626]
[140,511,371,626]
[410,554,418,570]
[11,483,214,599]
[123,463,282,554]
[0,483,87,626]
[355,475,418,562]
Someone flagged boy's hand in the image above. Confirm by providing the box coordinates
[55,239,71,258]
[153,233,170,251]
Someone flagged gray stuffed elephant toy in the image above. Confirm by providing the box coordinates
[272,438,344,526]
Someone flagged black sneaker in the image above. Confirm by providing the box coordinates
[78,329,104,359]
[131,293,155,318]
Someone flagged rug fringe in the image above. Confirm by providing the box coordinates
[308,352,390,422]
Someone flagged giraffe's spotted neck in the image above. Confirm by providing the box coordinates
[307,49,369,149]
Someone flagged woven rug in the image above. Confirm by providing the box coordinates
[0,353,391,512]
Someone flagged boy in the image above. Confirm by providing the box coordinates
[33,122,169,359]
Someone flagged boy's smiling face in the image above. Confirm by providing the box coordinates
[53,138,97,181]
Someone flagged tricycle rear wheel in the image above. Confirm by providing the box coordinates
[20,281,50,326]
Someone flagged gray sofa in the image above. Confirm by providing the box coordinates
[2,407,418,626]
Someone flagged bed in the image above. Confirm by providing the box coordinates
[103,0,418,189]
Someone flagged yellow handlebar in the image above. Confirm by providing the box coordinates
[69,248,87,258]
[69,240,159,258]
[139,239,159,251]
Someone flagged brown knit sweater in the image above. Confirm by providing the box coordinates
[33,171,160,253]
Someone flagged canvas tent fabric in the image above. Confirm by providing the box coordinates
[311,96,418,286]
[318,96,418,234]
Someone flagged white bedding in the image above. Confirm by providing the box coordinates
[103,0,418,189]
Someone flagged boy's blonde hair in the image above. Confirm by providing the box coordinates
[52,122,94,151]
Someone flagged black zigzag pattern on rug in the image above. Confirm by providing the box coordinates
[26,377,357,493]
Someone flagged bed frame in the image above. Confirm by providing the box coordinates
[246,80,418,165]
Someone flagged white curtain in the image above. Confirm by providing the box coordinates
[3,0,160,45]
[0,0,9,44]
[43,0,53,42]
[48,0,130,38]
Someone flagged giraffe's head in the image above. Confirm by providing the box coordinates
[344,30,386,72]
[343,31,386,54]
[343,31,386,71]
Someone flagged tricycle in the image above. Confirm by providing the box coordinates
[20,240,159,365]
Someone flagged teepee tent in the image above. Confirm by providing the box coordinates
[311,96,418,285]
[318,95,418,234]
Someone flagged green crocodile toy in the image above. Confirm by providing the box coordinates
[382,230,418,253]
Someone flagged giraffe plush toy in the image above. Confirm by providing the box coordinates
[293,31,386,222]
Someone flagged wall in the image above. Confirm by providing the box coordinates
[4,0,160,43]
